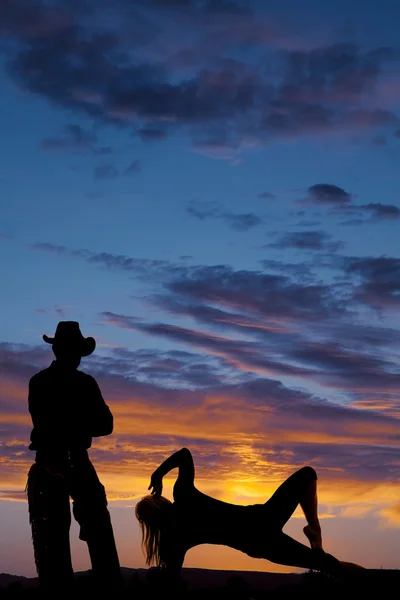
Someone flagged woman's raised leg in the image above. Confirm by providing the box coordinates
[264,466,322,549]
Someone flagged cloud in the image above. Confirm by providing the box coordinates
[306,184,352,205]
[187,200,263,231]
[187,200,220,220]
[259,259,313,280]
[360,203,400,220]
[3,340,400,469]
[2,1,399,157]
[134,0,252,17]
[200,0,253,17]
[380,504,400,527]
[339,202,400,225]
[30,240,400,396]
[32,242,69,255]
[302,184,399,224]
[164,265,347,323]
[136,127,168,141]
[32,240,344,323]
[41,123,98,152]
[2,298,400,523]
[227,213,263,231]
[123,159,141,176]
[267,230,343,252]
[101,310,320,380]
[93,164,119,180]
[0,0,74,38]
[32,243,175,278]
[258,191,276,200]
[92,159,141,179]
[35,305,71,318]
[102,299,400,396]
[345,256,400,309]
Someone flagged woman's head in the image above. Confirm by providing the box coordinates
[135,495,172,567]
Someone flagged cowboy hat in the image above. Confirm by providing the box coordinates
[43,321,96,356]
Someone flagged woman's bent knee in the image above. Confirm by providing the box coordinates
[297,466,317,481]
[286,465,317,484]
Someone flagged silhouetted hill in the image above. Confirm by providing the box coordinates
[0,567,301,591]
[0,574,33,589]
[1,566,399,597]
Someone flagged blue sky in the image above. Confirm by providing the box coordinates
[1,0,400,577]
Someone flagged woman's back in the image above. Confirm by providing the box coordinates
[172,479,252,549]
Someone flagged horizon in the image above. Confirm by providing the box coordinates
[1,0,400,579]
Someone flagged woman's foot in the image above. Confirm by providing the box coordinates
[339,561,365,573]
[303,524,323,550]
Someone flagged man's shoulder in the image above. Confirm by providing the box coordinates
[29,366,52,384]
[76,370,98,385]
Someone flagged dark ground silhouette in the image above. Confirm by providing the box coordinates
[1,567,399,599]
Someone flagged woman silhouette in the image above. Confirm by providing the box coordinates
[135,448,364,580]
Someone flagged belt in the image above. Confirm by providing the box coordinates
[35,448,89,466]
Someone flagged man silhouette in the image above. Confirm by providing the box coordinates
[26,322,123,593]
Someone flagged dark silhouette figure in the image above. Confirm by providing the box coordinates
[26,322,123,593]
[135,448,364,584]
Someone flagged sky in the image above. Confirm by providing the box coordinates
[1,0,400,578]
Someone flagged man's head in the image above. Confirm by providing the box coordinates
[42,321,96,369]
[52,344,82,369]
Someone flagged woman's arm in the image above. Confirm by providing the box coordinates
[149,448,195,495]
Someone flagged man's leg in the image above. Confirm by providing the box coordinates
[71,458,123,593]
[27,463,73,592]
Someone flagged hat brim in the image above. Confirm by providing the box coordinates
[43,334,96,357]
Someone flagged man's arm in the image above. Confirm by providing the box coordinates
[28,376,49,433]
[86,376,114,437]
[28,375,59,449]
[149,448,195,495]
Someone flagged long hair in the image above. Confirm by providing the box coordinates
[135,495,172,567]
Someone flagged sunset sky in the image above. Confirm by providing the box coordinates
[1,0,400,578]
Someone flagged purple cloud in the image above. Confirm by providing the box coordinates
[267,230,343,252]
[1,1,398,155]
[302,184,399,224]
[30,241,400,396]
[307,184,352,205]
[346,256,400,309]
[361,203,400,219]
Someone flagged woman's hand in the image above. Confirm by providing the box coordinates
[148,471,163,497]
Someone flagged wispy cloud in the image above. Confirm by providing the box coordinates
[187,200,264,231]
[93,164,119,180]
[123,159,141,176]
